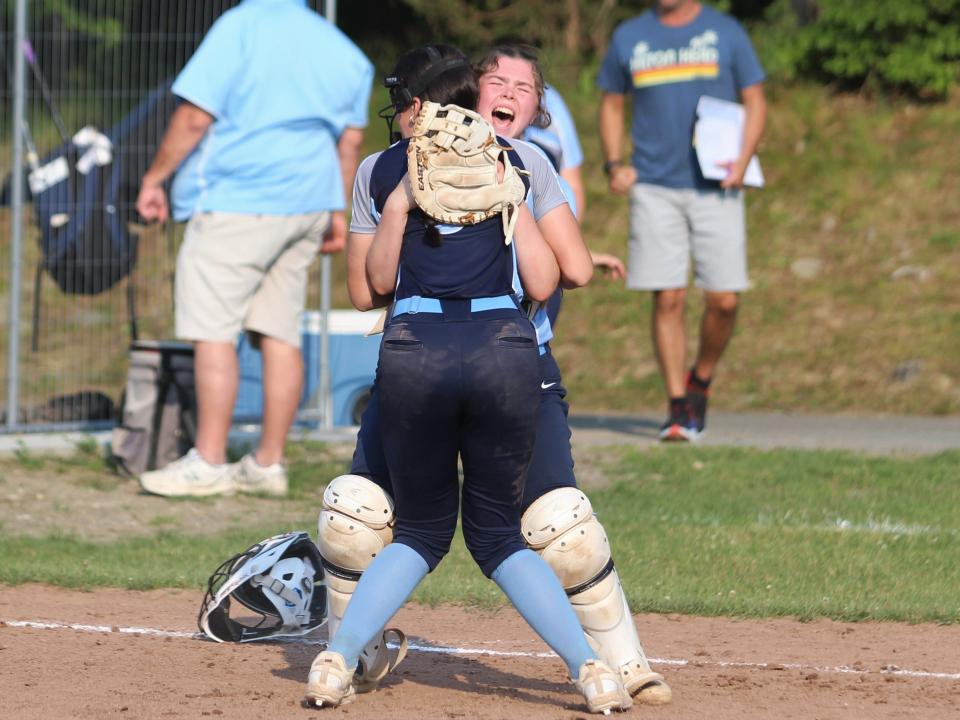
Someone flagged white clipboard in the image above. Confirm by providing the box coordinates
[694,96,764,188]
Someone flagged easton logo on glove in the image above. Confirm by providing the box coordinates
[408,101,528,245]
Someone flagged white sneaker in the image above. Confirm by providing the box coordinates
[305,651,356,708]
[232,453,288,496]
[139,448,235,498]
[574,659,633,715]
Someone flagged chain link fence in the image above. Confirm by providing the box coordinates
[1,0,346,434]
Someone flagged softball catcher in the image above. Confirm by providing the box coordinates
[309,43,631,714]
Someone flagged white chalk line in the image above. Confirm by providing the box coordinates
[4,618,959,681]
[661,513,959,538]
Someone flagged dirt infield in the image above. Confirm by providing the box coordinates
[2,585,958,719]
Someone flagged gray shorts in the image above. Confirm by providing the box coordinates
[175,211,330,347]
[626,183,748,292]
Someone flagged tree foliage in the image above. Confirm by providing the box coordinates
[808,0,960,97]
[757,0,960,97]
[8,0,960,98]
[351,0,959,97]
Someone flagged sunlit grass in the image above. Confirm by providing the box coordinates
[2,446,957,623]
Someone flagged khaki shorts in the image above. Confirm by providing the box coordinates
[626,183,748,292]
[175,211,330,347]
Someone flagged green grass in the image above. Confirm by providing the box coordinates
[2,446,958,624]
[595,446,960,622]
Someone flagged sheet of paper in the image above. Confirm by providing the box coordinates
[694,95,764,188]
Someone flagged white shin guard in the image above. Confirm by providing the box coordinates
[521,488,669,702]
[317,475,395,632]
[317,474,402,688]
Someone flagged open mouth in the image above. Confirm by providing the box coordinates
[491,106,515,123]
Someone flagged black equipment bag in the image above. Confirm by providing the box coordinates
[32,82,176,295]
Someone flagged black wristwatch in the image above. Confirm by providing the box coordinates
[603,159,622,176]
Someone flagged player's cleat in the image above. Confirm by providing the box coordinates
[139,448,235,497]
[354,628,408,693]
[232,453,288,496]
[574,659,633,715]
[623,666,672,705]
[685,369,710,435]
[306,651,357,708]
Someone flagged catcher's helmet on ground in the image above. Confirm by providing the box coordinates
[198,531,326,643]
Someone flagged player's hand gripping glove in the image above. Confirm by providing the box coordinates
[407,101,528,245]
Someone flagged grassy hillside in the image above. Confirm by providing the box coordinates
[2,81,957,417]
[346,80,960,416]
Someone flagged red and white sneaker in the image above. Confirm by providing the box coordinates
[658,400,698,442]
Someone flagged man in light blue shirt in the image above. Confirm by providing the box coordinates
[136,0,373,498]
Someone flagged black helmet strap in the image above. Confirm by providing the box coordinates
[379,46,471,145]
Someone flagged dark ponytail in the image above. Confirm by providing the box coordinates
[390,45,478,246]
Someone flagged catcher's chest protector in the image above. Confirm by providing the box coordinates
[408,102,528,245]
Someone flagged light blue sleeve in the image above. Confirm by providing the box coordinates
[544,87,583,170]
[171,13,244,117]
[556,176,577,218]
[515,140,568,221]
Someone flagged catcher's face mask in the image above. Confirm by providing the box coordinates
[378,74,409,145]
[198,531,326,643]
[379,46,472,145]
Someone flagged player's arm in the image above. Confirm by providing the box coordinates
[349,153,394,308]
[721,82,767,189]
[599,92,636,195]
[537,202,593,289]
[366,177,411,297]
[525,147,593,289]
[515,204,560,302]
[590,252,626,280]
[347,231,392,311]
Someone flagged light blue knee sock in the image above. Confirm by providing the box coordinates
[491,549,595,677]
[328,543,429,670]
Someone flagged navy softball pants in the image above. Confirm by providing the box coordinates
[352,343,577,520]
[375,309,541,577]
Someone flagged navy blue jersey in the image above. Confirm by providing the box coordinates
[368,139,530,301]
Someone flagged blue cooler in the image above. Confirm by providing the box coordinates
[234,309,381,427]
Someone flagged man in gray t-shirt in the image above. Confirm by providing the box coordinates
[597,0,766,441]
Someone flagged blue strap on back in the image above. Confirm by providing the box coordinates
[391,294,517,318]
